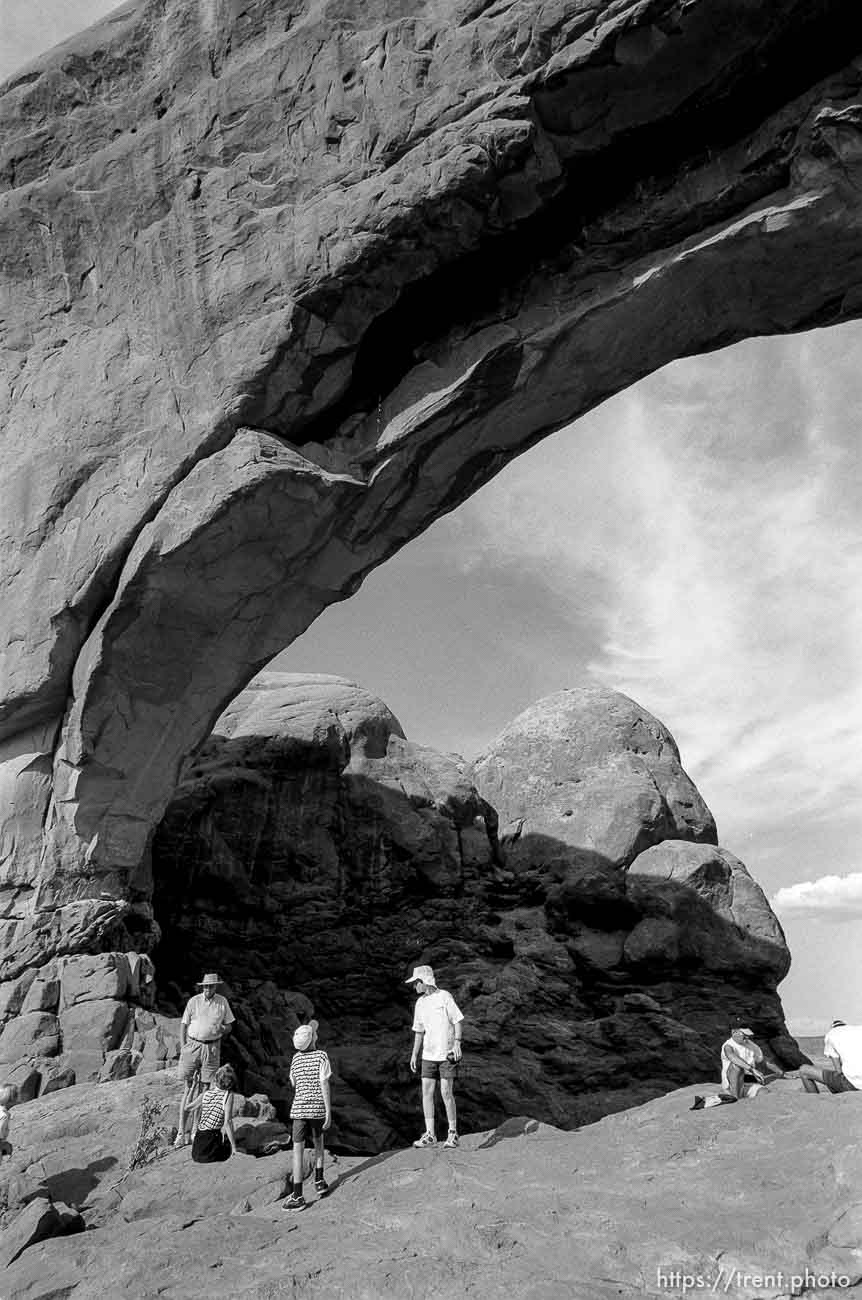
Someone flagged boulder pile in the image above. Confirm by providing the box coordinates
[148,674,796,1148]
[0,674,797,1150]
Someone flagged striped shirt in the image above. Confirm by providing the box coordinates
[198,1088,228,1131]
[289,1049,331,1118]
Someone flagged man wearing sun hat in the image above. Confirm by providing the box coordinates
[720,1026,765,1098]
[799,1019,862,1093]
[406,964,464,1149]
[175,973,235,1147]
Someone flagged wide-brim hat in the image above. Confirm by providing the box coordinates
[197,973,222,987]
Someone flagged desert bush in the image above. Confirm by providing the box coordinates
[127,1097,168,1173]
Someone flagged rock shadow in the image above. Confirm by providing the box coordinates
[476,1117,544,1149]
[335,1148,406,1187]
[44,1155,117,1207]
[150,759,799,1152]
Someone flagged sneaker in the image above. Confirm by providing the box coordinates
[443,1132,459,1148]
[690,1095,705,1111]
[314,1176,329,1197]
[412,1132,437,1148]
[281,1193,307,1211]
[173,1132,189,1149]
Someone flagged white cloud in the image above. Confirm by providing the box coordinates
[772,873,862,921]
[461,323,862,853]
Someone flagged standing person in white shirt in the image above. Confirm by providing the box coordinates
[174,972,236,1147]
[799,1019,862,1093]
[406,965,464,1149]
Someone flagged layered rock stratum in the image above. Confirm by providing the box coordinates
[2,0,862,992]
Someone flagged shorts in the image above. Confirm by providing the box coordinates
[0,1138,12,1158]
[421,1058,458,1080]
[179,1038,220,1084]
[191,1129,232,1163]
[822,1068,857,1094]
[292,1117,325,1142]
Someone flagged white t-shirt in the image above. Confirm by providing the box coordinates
[720,1037,762,1090]
[182,993,235,1042]
[412,988,464,1062]
[824,1025,862,1087]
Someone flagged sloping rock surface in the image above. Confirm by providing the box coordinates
[3,0,862,979]
[3,1069,862,1299]
[148,673,795,1150]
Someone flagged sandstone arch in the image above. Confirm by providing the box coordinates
[1,0,862,975]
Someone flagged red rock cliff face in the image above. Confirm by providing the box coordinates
[149,675,794,1150]
[1,1,859,1011]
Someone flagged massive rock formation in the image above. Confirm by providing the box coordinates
[2,0,862,988]
[137,673,794,1149]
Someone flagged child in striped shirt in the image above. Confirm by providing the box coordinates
[282,1019,332,1211]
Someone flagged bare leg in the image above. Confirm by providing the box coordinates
[440,1078,457,1133]
[292,1139,305,1197]
[190,1076,208,1138]
[175,1073,199,1147]
[175,1089,188,1145]
[725,1063,744,1099]
[421,1077,437,1135]
[798,1064,838,1094]
[314,1129,325,1179]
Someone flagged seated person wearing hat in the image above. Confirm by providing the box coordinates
[721,1026,765,1099]
[799,1020,862,1094]
[175,973,235,1148]
[691,1026,766,1110]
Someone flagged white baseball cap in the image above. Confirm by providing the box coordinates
[293,1019,318,1050]
[405,965,436,986]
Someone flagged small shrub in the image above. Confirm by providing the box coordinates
[127,1097,168,1173]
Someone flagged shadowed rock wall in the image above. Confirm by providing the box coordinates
[146,675,794,1149]
[2,1,860,1001]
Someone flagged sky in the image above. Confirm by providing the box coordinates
[4,3,862,1038]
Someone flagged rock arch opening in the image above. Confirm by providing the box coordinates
[1,0,860,1128]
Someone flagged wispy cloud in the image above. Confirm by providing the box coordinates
[462,323,862,853]
[772,873,862,921]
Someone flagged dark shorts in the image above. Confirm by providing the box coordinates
[421,1058,458,1080]
[821,1068,857,1094]
[292,1117,325,1142]
[191,1129,231,1163]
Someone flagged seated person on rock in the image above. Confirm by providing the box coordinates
[721,1026,766,1099]
[186,1064,239,1163]
[799,1019,862,1094]
[691,1026,765,1110]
